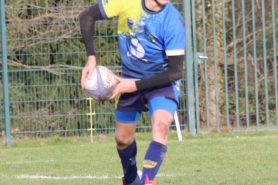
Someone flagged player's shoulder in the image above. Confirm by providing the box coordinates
[162,3,184,27]
[164,2,183,18]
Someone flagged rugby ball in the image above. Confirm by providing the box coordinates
[84,66,118,101]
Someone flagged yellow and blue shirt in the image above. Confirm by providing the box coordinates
[98,0,186,79]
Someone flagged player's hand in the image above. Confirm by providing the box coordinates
[81,55,97,89]
[109,76,137,99]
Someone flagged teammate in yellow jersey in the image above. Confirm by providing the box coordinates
[79,0,186,184]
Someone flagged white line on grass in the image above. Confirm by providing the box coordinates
[1,160,56,165]
[17,173,182,180]
[18,174,119,179]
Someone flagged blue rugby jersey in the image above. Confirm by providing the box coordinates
[98,0,186,79]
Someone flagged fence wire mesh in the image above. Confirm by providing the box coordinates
[192,0,278,132]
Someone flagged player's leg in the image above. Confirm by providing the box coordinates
[116,91,145,185]
[115,118,139,185]
[140,83,180,184]
[140,97,176,184]
[150,101,176,145]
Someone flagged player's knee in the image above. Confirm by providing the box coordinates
[152,120,170,138]
[115,134,133,148]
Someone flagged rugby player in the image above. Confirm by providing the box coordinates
[79,0,185,184]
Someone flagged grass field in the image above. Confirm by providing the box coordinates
[1,131,278,185]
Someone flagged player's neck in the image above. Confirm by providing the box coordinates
[144,0,168,12]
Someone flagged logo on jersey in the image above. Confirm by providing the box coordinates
[130,38,145,59]
[146,32,156,43]
[145,26,156,43]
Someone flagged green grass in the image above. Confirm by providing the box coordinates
[1,131,278,185]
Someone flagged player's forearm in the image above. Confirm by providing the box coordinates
[79,4,104,56]
[135,55,184,90]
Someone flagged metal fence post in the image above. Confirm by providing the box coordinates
[0,0,11,147]
[183,0,196,136]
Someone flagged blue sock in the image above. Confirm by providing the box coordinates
[117,139,138,184]
[140,141,167,184]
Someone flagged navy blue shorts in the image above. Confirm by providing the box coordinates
[115,82,180,124]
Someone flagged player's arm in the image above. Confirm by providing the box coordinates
[79,4,104,56]
[79,4,104,88]
[109,55,184,99]
[135,55,184,90]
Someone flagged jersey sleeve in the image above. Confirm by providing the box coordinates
[164,15,186,56]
